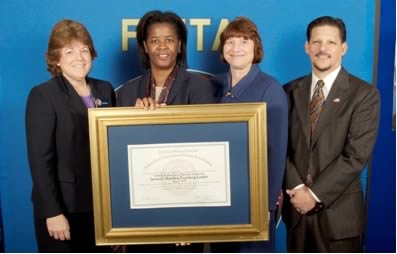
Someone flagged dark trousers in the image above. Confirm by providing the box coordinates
[34,211,110,253]
[210,216,276,253]
[287,213,362,252]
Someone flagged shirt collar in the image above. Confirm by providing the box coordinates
[311,66,341,99]
[227,64,260,98]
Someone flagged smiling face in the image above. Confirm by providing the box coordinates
[143,22,181,72]
[223,36,255,72]
[57,40,92,82]
[305,25,348,78]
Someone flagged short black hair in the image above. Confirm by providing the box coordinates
[306,16,347,42]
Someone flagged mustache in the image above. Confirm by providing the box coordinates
[315,51,331,58]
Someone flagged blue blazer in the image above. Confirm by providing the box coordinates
[25,75,115,218]
[212,65,288,212]
[211,65,288,252]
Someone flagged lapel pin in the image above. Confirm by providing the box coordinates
[95,98,102,107]
[333,98,340,102]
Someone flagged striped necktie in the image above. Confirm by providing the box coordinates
[307,80,325,186]
[310,80,325,136]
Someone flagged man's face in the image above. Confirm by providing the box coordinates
[305,25,347,77]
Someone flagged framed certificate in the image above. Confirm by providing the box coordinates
[88,103,268,245]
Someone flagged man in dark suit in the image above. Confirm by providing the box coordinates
[282,16,380,252]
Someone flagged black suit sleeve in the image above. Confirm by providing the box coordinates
[188,76,217,104]
[25,86,62,218]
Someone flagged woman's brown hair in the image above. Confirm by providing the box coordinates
[219,16,264,64]
[46,19,97,76]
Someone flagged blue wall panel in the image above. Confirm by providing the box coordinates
[365,0,396,252]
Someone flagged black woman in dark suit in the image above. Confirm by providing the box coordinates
[116,10,215,253]
[116,10,216,109]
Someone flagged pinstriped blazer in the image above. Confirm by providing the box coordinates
[282,67,380,240]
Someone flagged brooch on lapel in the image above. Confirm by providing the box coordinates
[95,98,110,107]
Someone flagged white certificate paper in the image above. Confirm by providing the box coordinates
[127,142,231,209]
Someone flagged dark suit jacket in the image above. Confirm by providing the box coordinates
[116,68,216,106]
[282,67,380,240]
[26,75,115,219]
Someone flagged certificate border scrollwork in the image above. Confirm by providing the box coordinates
[88,102,268,245]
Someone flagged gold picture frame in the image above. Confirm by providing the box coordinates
[88,102,268,245]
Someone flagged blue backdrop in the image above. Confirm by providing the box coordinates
[0,0,394,252]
